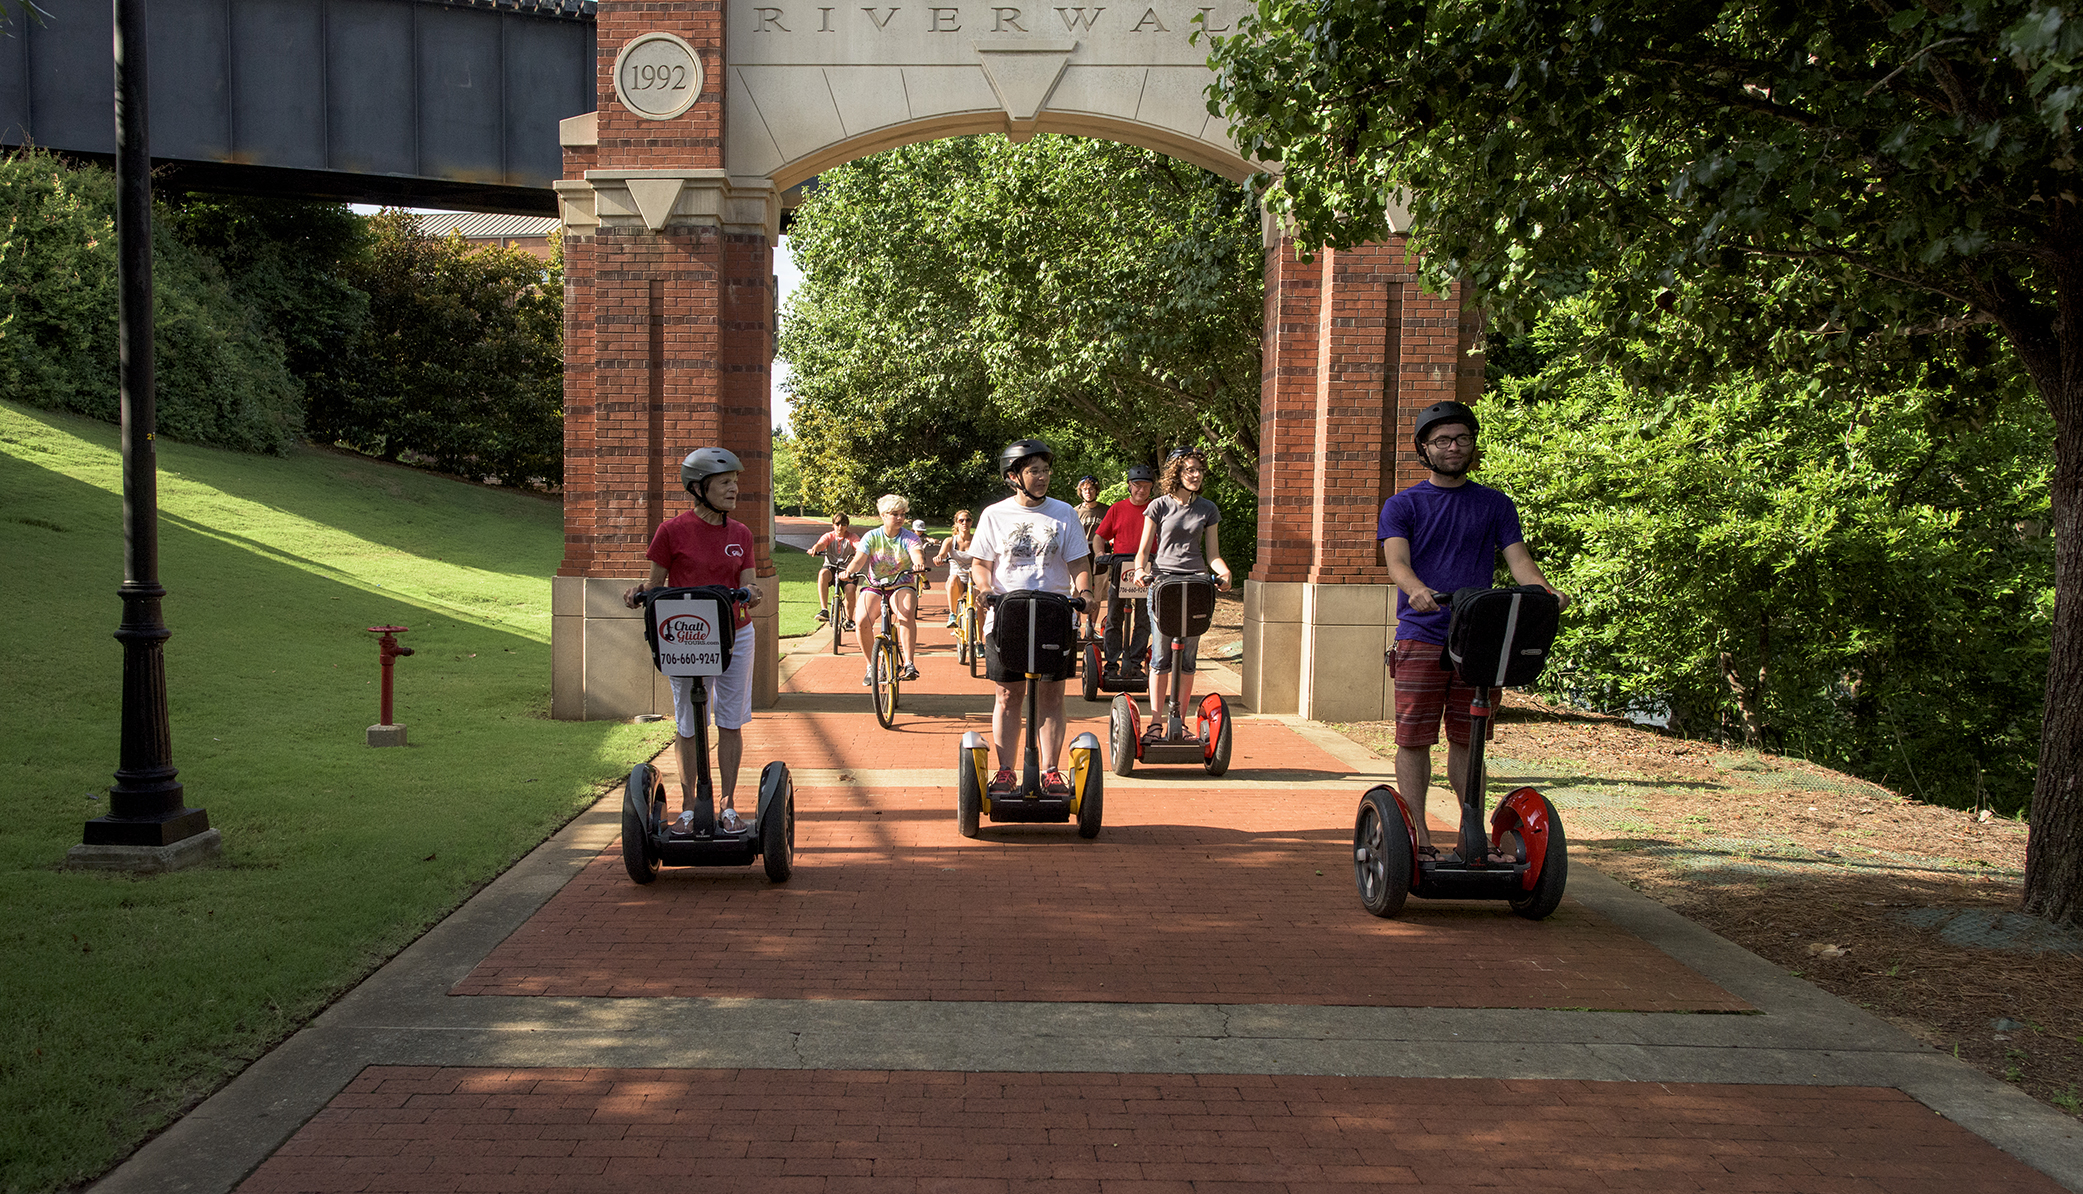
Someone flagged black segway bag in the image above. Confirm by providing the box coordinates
[991,590,1078,674]
[1149,574,1216,640]
[1444,585,1559,688]
[641,586,739,675]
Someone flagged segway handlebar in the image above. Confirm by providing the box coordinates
[635,585,753,607]
[982,592,1088,612]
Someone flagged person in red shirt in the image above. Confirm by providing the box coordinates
[622,447,765,836]
[1091,463,1157,665]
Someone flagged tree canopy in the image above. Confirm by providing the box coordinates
[1208,0,2083,923]
[778,134,1265,518]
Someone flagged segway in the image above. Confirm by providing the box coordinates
[1081,554,1151,702]
[1109,573,1231,777]
[956,590,1104,838]
[622,585,794,884]
[1353,586,1565,919]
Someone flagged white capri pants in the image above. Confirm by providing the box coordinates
[668,622,756,737]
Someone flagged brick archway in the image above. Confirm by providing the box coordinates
[549,0,1481,721]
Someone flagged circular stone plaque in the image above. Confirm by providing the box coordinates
[613,32,704,121]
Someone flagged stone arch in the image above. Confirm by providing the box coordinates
[551,0,1476,724]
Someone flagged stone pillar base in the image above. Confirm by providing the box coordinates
[367,724,408,747]
[1244,580,1399,721]
[552,576,781,721]
[65,829,223,874]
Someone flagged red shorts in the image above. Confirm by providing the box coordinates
[1389,638,1492,748]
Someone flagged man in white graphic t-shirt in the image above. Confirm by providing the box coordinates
[969,439,1092,795]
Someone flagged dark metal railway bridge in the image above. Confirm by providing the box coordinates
[0,0,595,213]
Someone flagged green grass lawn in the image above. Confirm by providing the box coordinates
[0,400,675,1193]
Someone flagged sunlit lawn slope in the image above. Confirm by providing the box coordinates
[0,400,673,1193]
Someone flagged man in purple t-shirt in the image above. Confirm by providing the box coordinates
[1378,400,1566,861]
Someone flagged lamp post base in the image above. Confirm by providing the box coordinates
[65,828,222,874]
[368,724,408,747]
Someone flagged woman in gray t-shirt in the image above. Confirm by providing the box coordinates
[1132,448,1234,723]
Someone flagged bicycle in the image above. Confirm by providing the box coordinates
[863,577,915,729]
[954,583,983,674]
[829,573,860,655]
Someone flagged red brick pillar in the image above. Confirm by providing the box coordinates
[551,0,781,720]
[1242,229,1483,718]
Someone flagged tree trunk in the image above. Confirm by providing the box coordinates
[2023,382,2083,926]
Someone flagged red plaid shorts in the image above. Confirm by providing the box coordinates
[1389,638,1492,748]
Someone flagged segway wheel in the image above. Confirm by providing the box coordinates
[874,639,901,729]
[1509,797,1569,920]
[956,743,984,838]
[1202,694,1232,777]
[621,763,661,885]
[1109,696,1136,777]
[1354,787,1412,917]
[1075,763,1103,839]
[1082,641,1102,702]
[759,762,795,883]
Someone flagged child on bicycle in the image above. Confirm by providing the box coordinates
[840,494,929,683]
[621,447,765,836]
[1133,446,1233,726]
[971,440,1093,793]
[934,509,975,628]
[809,513,859,630]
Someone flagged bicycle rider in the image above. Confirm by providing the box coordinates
[934,509,976,628]
[809,512,860,630]
[1133,446,1233,725]
[970,440,1093,794]
[840,494,929,684]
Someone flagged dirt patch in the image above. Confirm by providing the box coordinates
[1332,695,2083,1120]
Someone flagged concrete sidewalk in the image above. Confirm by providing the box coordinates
[92,629,2083,1192]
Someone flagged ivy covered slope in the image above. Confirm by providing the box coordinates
[0,152,303,453]
[1209,0,2083,923]
[779,135,1265,519]
[0,153,563,487]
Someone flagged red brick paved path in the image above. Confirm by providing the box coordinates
[240,1066,2061,1193]
[457,767,1745,1008]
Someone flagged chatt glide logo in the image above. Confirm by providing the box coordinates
[658,613,714,644]
[725,542,745,559]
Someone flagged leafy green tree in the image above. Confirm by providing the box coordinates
[162,195,373,449]
[1208,0,2083,921]
[1486,302,2053,812]
[779,135,1264,517]
[339,211,563,487]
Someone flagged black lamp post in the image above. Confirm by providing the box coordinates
[79,0,213,856]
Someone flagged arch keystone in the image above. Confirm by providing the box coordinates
[974,38,1076,133]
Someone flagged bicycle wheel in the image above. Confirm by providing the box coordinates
[831,595,845,653]
[963,605,983,677]
[874,637,901,728]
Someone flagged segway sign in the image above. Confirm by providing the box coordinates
[651,597,725,676]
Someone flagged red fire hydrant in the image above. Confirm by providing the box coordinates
[366,626,414,747]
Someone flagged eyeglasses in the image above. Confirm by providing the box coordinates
[1424,433,1476,449]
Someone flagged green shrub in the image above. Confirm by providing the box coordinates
[0,151,302,453]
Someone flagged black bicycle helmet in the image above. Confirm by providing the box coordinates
[1125,464,1156,483]
[1413,400,1479,445]
[997,439,1054,477]
[679,447,744,510]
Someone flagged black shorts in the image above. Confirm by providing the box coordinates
[984,632,1077,683]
